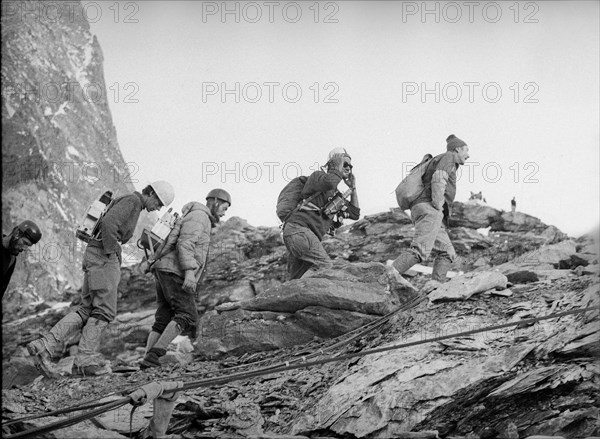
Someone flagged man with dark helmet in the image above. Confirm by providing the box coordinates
[139,188,230,369]
[1,220,42,297]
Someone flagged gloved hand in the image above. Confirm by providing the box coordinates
[182,271,196,294]
[139,258,155,274]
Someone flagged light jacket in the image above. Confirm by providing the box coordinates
[152,202,216,284]
[413,151,461,220]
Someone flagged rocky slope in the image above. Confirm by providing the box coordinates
[2,200,598,438]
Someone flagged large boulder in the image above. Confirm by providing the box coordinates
[490,211,547,233]
[450,202,502,229]
[195,263,416,358]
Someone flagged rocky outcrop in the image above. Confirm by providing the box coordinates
[292,280,599,438]
[196,263,418,358]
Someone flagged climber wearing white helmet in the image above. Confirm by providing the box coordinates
[28,181,175,378]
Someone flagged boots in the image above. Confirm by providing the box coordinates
[432,256,453,283]
[386,250,421,291]
[75,317,111,376]
[27,312,84,378]
[392,250,421,275]
[145,331,162,356]
[140,321,182,370]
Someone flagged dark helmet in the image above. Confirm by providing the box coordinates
[17,220,42,244]
[206,189,231,206]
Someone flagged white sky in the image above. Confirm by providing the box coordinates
[84,1,599,237]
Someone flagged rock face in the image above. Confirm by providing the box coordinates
[1,1,138,306]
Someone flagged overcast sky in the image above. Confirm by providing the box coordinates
[85,1,599,237]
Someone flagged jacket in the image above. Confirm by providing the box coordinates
[96,192,144,255]
[286,169,360,240]
[152,202,215,284]
[413,150,460,218]
[1,236,16,297]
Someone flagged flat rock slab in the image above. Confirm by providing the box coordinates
[428,271,508,303]
[238,264,398,316]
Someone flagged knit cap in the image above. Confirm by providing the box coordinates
[446,134,466,151]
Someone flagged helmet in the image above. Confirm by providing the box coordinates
[17,220,42,244]
[150,181,175,206]
[206,188,231,206]
[327,147,351,161]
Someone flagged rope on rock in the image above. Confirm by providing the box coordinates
[5,304,598,438]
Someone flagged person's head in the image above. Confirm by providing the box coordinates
[7,220,41,255]
[446,134,470,165]
[326,148,353,178]
[205,189,231,223]
[142,181,175,212]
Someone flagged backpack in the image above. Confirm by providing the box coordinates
[395,154,433,210]
[75,190,114,243]
[276,176,309,222]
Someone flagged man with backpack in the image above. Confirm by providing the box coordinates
[390,134,470,286]
[27,181,175,377]
[281,148,360,280]
[139,189,231,369]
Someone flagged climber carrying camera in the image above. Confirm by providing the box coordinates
[281,148,360,280]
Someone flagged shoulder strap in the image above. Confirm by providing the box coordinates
[281,191,322,225]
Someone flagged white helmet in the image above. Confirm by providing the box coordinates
[327,147,351,161]
[150,180,175,206]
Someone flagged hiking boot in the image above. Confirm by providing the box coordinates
[27,339,57,378]
[140,348,166,370]
[74,363,112,376]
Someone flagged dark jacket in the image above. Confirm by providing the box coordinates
[413,151,460,219]
[1,236,16,297]
[287,169,360,240]
[153,202,215,284]
[96,192,144,255]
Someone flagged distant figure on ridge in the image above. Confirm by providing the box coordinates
[511,197,516,213]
